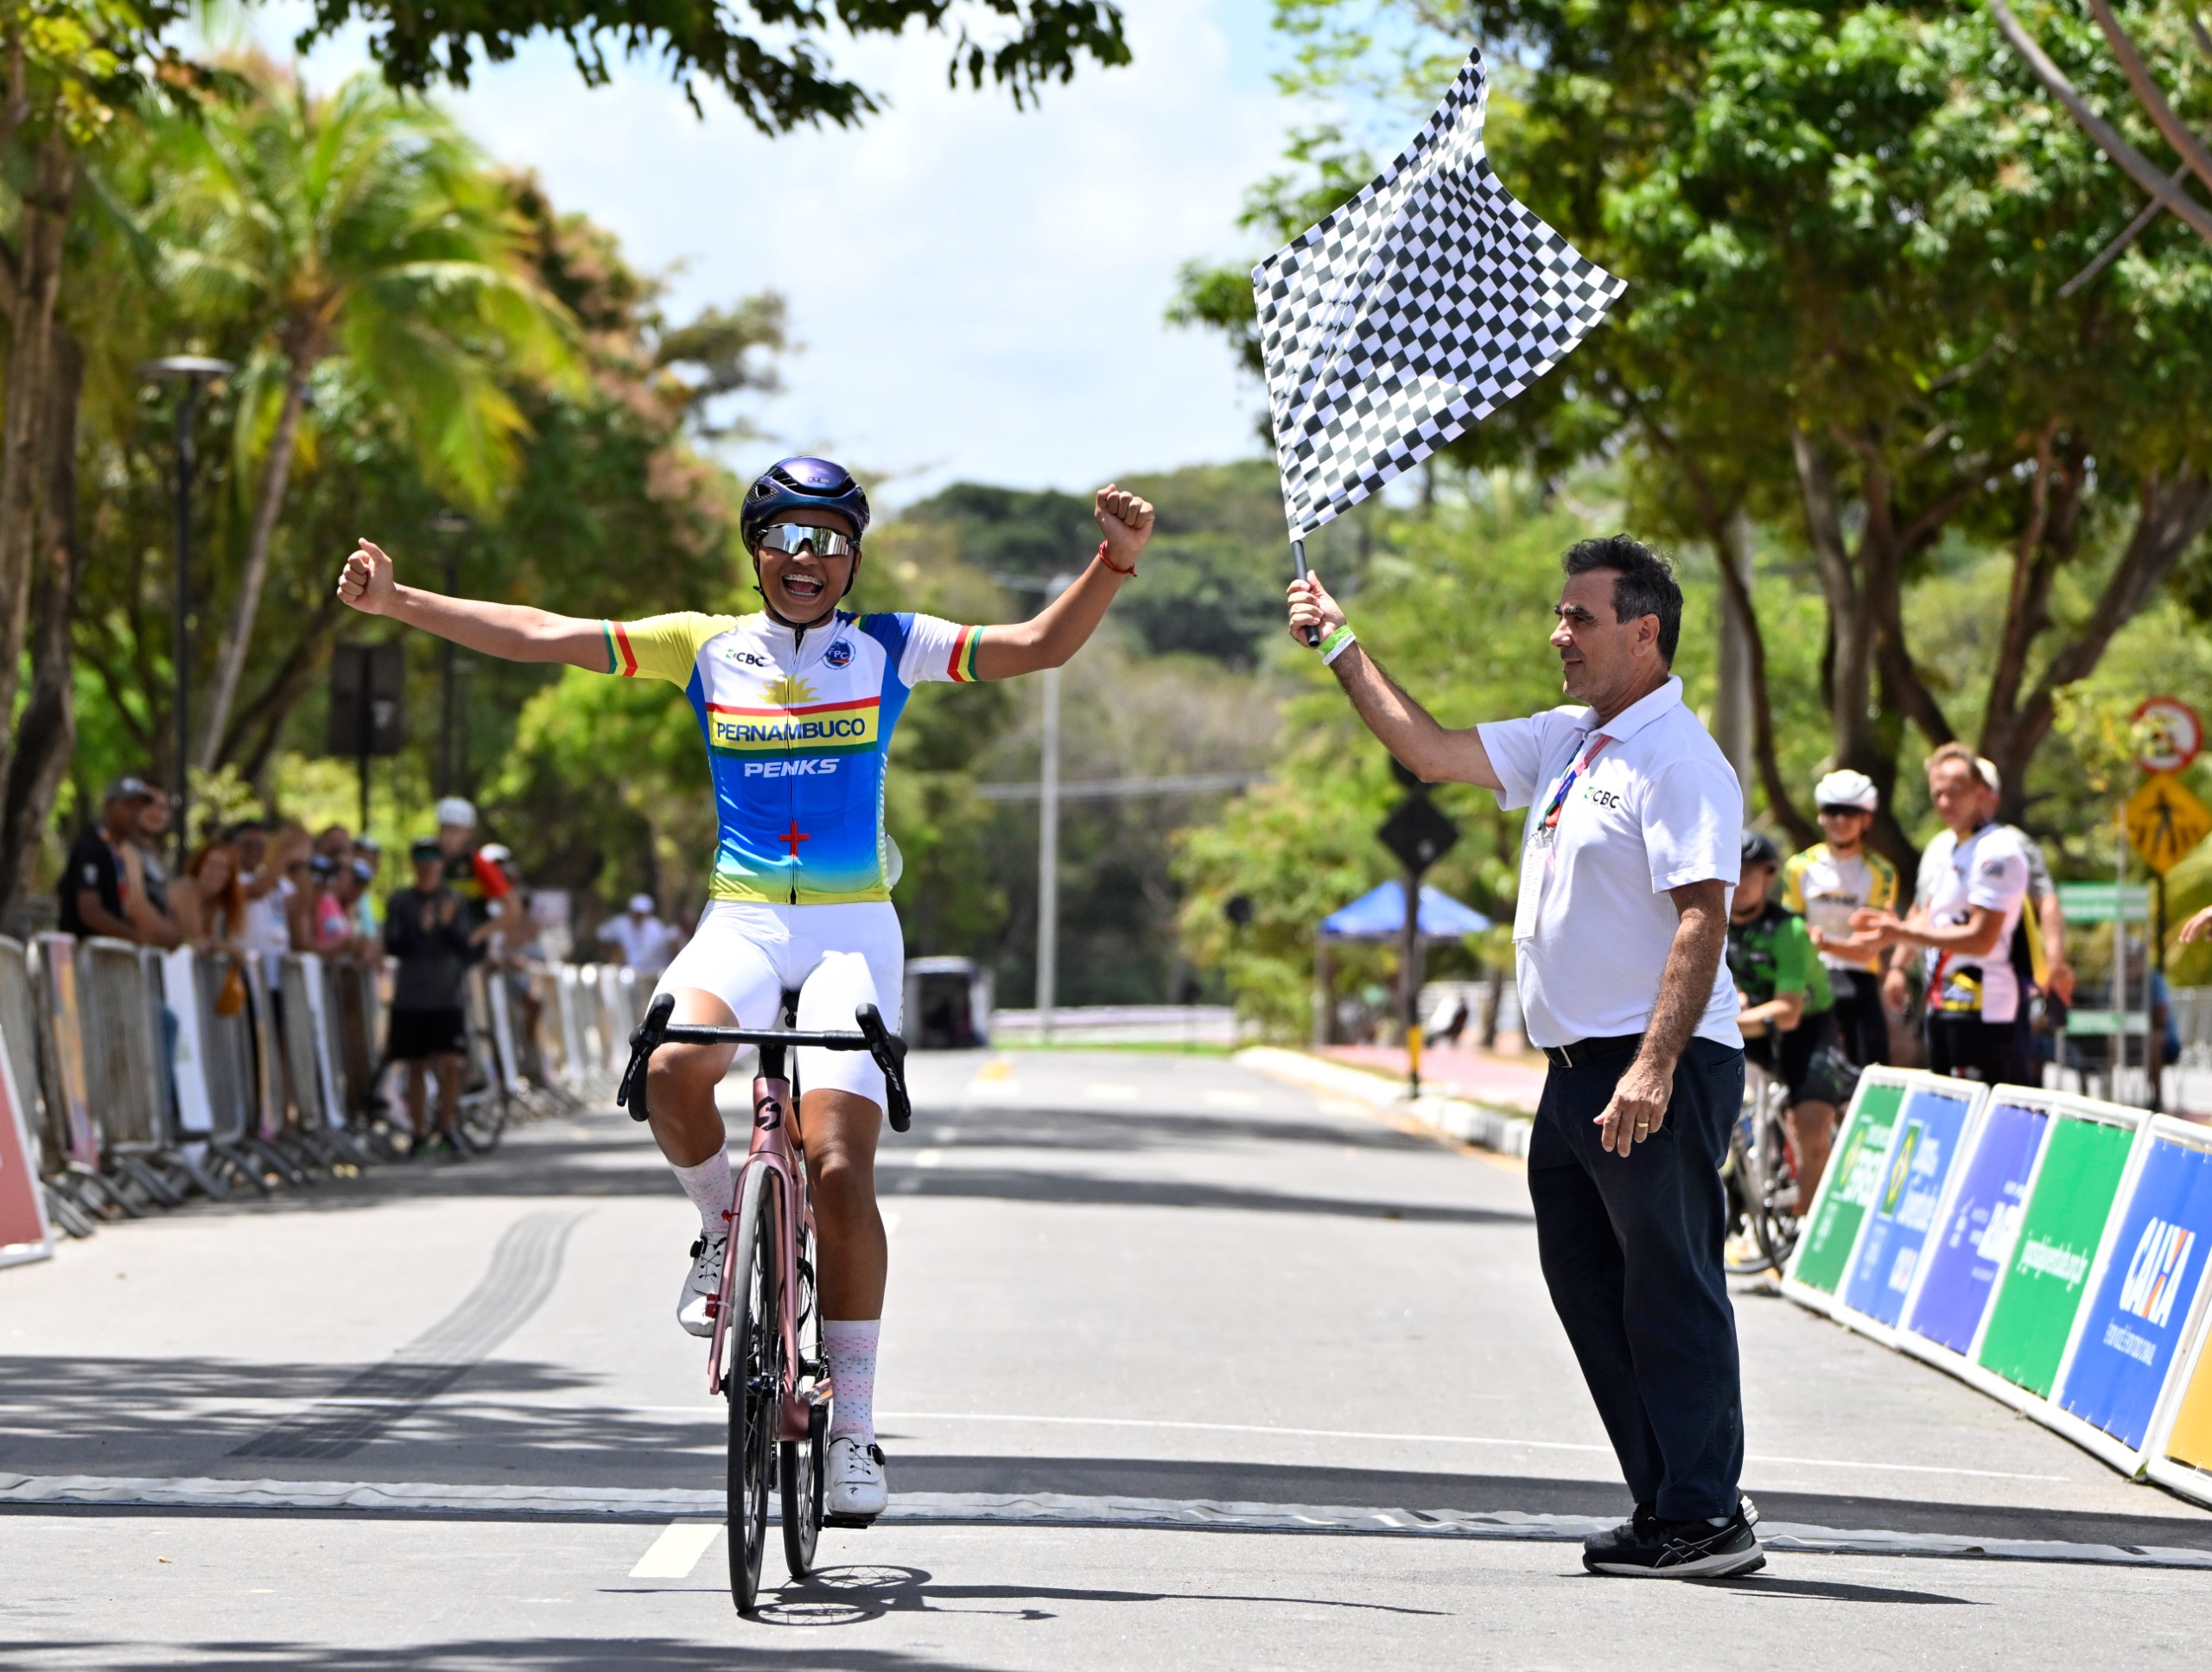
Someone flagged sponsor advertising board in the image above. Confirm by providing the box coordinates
[1901,1097,2051,1357]
[0,1014,53,1268]
[2151,1317,2212,1506]
[34,937,99,1167]
[1787,1075,1908,1303]
[1975,1109,2138,1399]
[1839,1082,1980,1333]
[2056,1122,2212,1453]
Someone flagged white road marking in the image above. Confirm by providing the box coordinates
[1204,1090,1261,1109]
[913,1149,944,1170]
[882,1211,901,1237]
[1086,1083,1141,1101]
[3,1474,2198,1569]
[873,1411,2071,1484]
[628,1519,719,1579]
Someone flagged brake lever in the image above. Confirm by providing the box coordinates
[855,1003,912,1133]
[620,992,675,1122]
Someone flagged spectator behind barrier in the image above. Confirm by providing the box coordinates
[124,791,186,950]
[59,777,156,943]
[175,839,247,956]
[231,820,292,983]
[596,893,683,981]
[384,836,486,1154]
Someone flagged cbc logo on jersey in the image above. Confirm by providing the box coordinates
[825,640,854,668]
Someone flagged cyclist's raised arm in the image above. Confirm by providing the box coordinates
[336,539,607,671]
[970,486,1154,680]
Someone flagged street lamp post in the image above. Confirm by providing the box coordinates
[429,510,473,796]
[992,570,1077,1042]
[140,355,237,865]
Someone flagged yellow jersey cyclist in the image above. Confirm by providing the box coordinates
[1779,770,1898,1068]
[338,457,1155,1518]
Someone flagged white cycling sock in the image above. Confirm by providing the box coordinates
[672,1148,733,1234]
[823,1318,880,1444]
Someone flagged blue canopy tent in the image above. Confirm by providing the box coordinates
[1320,881,1491,941]
[1313,881,1492,1047]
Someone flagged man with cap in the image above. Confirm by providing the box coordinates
[60,778,156,943]
[1780,770,1899,1067]
[384,836,486,1154]
[434,796,511,930]
[597,893,683,983]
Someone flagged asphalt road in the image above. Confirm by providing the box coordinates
[6,1047,2212,1669]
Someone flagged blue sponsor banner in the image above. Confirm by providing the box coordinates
[2057,1135,2212,1450]
[1903,1099,2049,1355]
[1841,1084,1977,1327]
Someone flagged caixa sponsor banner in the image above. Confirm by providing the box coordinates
[2057,1123,2212,1453]
[1838,1081,1980,1335]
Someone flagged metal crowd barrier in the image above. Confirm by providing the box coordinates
[0,936,648,1248]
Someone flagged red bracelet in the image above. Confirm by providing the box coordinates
[1095,540,1136,577]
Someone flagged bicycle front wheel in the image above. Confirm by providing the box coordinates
[725,1167,781,1613]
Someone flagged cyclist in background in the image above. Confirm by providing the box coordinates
[1732,832,1853,1211]
[1780,770,1897,1068]
[337,456,1154,1521]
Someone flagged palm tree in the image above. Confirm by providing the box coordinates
[156,60,577,769]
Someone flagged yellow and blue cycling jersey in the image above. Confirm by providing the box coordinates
[601,609,984,904]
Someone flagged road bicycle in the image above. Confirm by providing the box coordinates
[1723,1061,1800,1275]
[618,989,912,1615]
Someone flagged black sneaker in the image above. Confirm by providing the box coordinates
[1581,1502,1656,1565]
[1582,1506,1764,1579]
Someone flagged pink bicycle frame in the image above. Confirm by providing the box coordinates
[705,1065,818,1442]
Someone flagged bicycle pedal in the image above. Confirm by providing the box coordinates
[822,1513,877,1530]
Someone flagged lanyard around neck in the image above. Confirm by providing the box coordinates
[1541,734,1611,831]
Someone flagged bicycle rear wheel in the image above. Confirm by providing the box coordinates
[781,1208,826,1579]
[725,1167,781,1613]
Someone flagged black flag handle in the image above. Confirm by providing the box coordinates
[1292,538,1319,647]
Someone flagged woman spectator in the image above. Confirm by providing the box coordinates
[173,839,248,955]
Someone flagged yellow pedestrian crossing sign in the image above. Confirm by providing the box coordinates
[2126,772,2212,874]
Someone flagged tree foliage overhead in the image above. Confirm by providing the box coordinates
[1176,1,2212,872]
[285,0,1133,131]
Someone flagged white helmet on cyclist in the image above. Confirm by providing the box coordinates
[1813,770,1878,813]
[435,795,477,830]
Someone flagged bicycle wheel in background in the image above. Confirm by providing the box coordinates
[725,1167,782,1612]
[781,1198,826,1580]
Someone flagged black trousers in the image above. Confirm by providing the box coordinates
[1827,967,1890,1067]
[1926,1013,2028,1085]
[1528,1036,1746,1522]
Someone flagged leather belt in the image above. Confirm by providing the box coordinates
[1541,1033,1643,1070]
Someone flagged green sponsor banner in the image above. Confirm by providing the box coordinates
[1975,1115,2136,1397]
[1793,1081,1906,1296]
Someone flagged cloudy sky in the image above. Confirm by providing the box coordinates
[240,0,1294,504]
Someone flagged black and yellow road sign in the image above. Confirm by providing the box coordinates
[2126,772,2212,875]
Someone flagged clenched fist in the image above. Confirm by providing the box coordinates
[1093,485,1154,572]
[337,540,397,615]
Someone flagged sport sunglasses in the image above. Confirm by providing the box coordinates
[754,523,858,558]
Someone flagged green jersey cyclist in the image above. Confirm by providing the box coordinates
[337,456,1156,1518]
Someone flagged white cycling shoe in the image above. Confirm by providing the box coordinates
[826,1436,888,1518]
[677,1227,728,1338]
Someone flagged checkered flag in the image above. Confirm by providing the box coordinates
[1255,48,1625,537]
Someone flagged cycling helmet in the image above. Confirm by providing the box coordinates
[1813,769,1878,813]
[741,457,871,551]
[1740,829,1780,869]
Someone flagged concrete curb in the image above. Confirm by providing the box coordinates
[1236,1046,1535,1159]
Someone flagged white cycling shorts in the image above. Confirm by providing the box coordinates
[652,900,904,1106]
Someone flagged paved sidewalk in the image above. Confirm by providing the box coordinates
[1321,1042,1549,1112]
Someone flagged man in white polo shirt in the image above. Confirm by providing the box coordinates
[1288,534,1756,1580]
